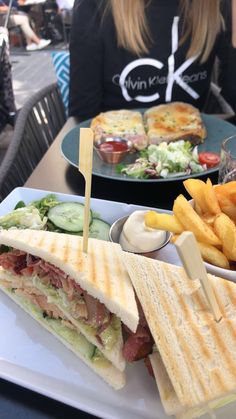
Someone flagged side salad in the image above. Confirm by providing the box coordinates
[0,194,110,241]
[117,140,213,179]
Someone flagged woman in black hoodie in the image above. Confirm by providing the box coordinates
[69,0,236,121]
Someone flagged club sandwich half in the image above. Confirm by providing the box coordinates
[0,229,139,389]
[123,252,236,418]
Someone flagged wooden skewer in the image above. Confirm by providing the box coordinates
[175,231,222,322]
[78,128,94,253]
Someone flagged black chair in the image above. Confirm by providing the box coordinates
[0,82,66,200]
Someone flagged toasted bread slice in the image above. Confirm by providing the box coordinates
[0,230,139,376]
[123,252,236,410]
[150,351,236,419]
[90,109,148,150]
[0,229,139,333]
[144,102,206,145]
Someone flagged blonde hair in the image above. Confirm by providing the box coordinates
[106,0,223,63]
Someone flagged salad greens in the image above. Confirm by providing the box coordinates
[0,194,110,240]
[117,140,206,179]
[0,207,47,230]
[29,194,61,217]
[0,194,59,230]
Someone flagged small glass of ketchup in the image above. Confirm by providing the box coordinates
[94,137,132,164]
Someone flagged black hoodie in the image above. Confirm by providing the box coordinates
[69,0,236,119]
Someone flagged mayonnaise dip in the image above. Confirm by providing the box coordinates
[119,210,166,253]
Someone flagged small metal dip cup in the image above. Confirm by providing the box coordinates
[109,215,171,259]
[94,137,132,164]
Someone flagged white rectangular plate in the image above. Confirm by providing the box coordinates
[0,188,235,419]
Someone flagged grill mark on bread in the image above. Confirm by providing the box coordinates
[169,276,211,360]
[115,252,126,306]
[157,264,212,400]
[101,246,112,298]
[124,254,236,405]
[36,234,45,249]
[44,233,57,255]
[70,236,83,271]
[136,260,209,405]
[88,241,97,286]
[194,289,236,392]
[194,290,236,392]
[132,261,191,403]
[170,273,230,395]
[61,235,69,264]
[211,369,229,392]
[224,278,236,311]
[217,279,236,342]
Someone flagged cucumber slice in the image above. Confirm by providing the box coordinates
[46,318,96,359]
[78,218,110,240]
[89,218,110,241]
[48,202,92,232]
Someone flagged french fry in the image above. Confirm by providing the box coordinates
[201,213,217,227]
[194,203,203,216]
[197,241,230,269]
[214,181,236,196]
[214,213,236,261]
[172,233,229,268]
[173,195,221,246]
[170,234,179,244]
[215,187,236,223]
[229,190,236,204]
[146,179,236,270]
[183,179,209,214]
[144,211,183,234]
[204,178,221,215]
[219,204,236,224]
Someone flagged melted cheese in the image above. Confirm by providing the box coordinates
[145,102,206,142]
[91,110,146,136]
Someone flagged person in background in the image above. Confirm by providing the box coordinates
[0,0,51,51]
[41,0,73,43]
[69,0,236,121]
[233,0,236,47]
[56,0,73,11]
[54,0,74,41]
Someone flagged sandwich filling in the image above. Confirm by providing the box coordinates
[0,248,123,368]
[122,298,154,366]
[0,246,153,371]
[0,247,154,371]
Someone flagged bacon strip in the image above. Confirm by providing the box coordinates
[122,297,154,362]
[122,325,153,362]
[0,250,111,330]
[0,249,155,366]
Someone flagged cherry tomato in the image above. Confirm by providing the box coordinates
[198,152,220,168]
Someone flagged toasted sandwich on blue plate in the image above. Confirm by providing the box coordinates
[0,229,139,389]
[144,102,206,145]
[123,252,236,418]
[90,109,148,150]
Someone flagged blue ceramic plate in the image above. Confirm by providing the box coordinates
[61,114,236,183]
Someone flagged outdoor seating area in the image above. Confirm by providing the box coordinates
[0,45,66,182]
[0,8,69,184]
